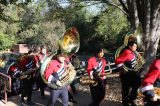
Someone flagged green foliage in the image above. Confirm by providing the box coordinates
[0,32,16,50]
[37,20,66,51]
[0,0,129,53]
[95,6,129,40]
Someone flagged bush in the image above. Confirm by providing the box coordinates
[0,32,16,50]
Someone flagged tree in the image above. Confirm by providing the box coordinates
[85,0,160,75]
[0,0,31,50]
[118,0,160,75]
[94,6,129,49]
[79,0,160,74]
[45,0,129,52]
[0,32,15,50]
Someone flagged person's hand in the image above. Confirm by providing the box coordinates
[56,80,62,87]
[93,71,99,78]
[67,63,74,70]
[20,71,25,75]
[157,95,160,100]
[67,63,72,67]
[90,71,93,79]
[15,72,21,78]
[151,94,160,101]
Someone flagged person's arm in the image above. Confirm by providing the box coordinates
[115,50,130,68]
[44,60,63,87]
[18,60,25,72]
[101,59,107,79]
[44,61,58,83]
[141,60,160,100]
[87,58,94,79]
[34,55,40,68]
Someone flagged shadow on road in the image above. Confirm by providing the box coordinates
[1,87,122,106]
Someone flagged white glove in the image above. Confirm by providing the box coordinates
[151,94,160,101]
[90,71,93,79]
[56,80,62,87]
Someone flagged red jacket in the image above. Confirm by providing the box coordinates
[44,57,69,83]
[7,63,20,78]
[19,55,38,73]
[115,49,135,68]
[141,59,160,94]
[87,56,107,79]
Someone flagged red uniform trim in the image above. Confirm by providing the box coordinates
[115,49,135,66]
[44,59,68,80]
[87,56,107,78]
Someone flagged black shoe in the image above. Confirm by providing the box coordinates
[128,99,137,106]
[27,101,35,105]
[40,95,46,99]
[33,87,39,91]
[122,102,129,106]
[123,104,129,106]
[41,93,45,97]
[69,99,77,104]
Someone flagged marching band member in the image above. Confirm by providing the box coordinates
[7,61,21,96]
[115,41,141,106]
[35,45,48,97]
[44,52,71,106]
[68,53,79,103]
[87,47,107,106]
[141,59,160,106]
[19,50,39,105]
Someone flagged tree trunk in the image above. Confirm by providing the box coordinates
[119,0,160,76]
[126,0,139,31]
[141,0,160,76]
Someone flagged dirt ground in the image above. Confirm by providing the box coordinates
[0,73,143,106]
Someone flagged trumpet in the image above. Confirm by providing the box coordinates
[20,67,38,79]
[80,72,109,86]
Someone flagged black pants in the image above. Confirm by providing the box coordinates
[36,73,46,96]
[89,79,106,106]
[8,79,21,97]
[120,71,141,105]
[48,87,68,106]
[21,77,34,101]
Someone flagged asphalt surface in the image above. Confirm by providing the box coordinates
[0,87,122,106]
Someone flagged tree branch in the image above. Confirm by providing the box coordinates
[105,1,129,16]
[57,0,129,16]
[119,0,129,14]
[136,0,144,26]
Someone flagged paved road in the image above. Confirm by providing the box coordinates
[0,87,122,106]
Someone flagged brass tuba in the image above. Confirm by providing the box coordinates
[40,27,80,89]
[115,24,145,72]
[59,27,80,54]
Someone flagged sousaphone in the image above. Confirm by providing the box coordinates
[40,27,80,89]
[115,24,145,72]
